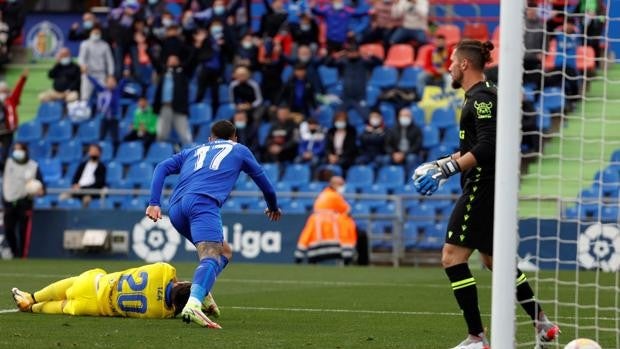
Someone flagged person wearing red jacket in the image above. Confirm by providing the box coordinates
[0,68,28,166]
[418,35,452,92]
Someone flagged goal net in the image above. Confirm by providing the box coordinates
[516,0,620,347]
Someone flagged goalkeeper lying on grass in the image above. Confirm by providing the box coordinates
[11,262,220,326]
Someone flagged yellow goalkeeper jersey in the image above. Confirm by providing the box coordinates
[96,262,177,318]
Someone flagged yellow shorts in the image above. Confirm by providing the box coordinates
[63,268,106,316]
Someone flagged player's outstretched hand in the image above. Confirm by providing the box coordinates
[264,208,282,222]
[146,205,162,222]
[414,169,441,196]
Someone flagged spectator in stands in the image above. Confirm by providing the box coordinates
[2,143,45,258]
[194,27,225,105]
[151,11,176,41]
[523,6,545,91]
[290,14,319,50]
[386,108,422,166]
[88,74,124,149]
[69,11,98,41]
[357,110,388,164]
[258,39,286,104]
[107,1,140,79]
[285,0,309,26]
[296,118,326,166]
[418,34,452,91]
[78,26,115,101]
[278,63,317,117]
[327,44,382,120]
[0,11,10,66]
[361,0,401,45]
[326,111,357,170]
[39,48,81,102]
[234,33,259,71]
[152,54,193,146]
[66,144,107,208]
[575,0,606,63]
[229,65,264,123]
[264,105,299,163]
[312,0,369,54]
[124,96,157,150]
[552,23,581,108]
[389,0,429,45]
[231,111,258,153]
[0,68,27,167]
[1,0,25,48]
[158,24,191,69]
[290,45,323,93]
[259,0,288,38]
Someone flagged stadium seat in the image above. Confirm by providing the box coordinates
[117,119,132,140]
[115,141,144,165]
[406,202,435,221]
[257,122,272,147]
[123,103,138,121]
[281,200,306,214]
[368,66,398,90]
[360,43,385,60]
[403,221,420,249]
[442,125,460,149]
[435,24,461,47]
[29,139,52,161]
[384,44,415,69]
[351,202,371,215]
[398,67,423,90]
[56,140,83,165]
[262,163,280,183]
[214,103,236,121]
[414,44,434,68]
[89,199,115,210]
[122,196,148,210]
[410,104,426,126]
[218,84,231,103]
[325,83,342,96]
[106,161,123,187]
[298,181,326,193]
[164,174,178,189]
[281,164,311,188]
[37,101,63,124]
[594,167,620,197]
[318,65,339,88]
[76,119,101,144]
[417,223,446,250]
[463,23,489,41]
[222,198,242,213]
[15,120,42,143]
[57,198,82,209]
[346,165,374,189]
[39,158,62,183]
[34,195,54,209]
[375,202,396,215]
[98,141,114,163]
[601,206,619,222]
[281,65,293,82]
[64,162,78,181]
[430,107,456,130]
[361,183,388,196]
[346,108,365,129]
[421,125,440,149]
[194,124,211,144]
[120,82,142,106]
[189,103,213,127]
[366,85,381,107]
[610,149,620,164]
[428,145,456,162]
[541,87,564,113]
[315,105,334,129]
[377,165,405,189]
[126,162,154,188]
[47,119,72,144]
[145,142,174,165]
[379,102,396,128]
[564,205,578,220]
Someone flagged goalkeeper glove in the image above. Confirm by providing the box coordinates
[414,158,461,196]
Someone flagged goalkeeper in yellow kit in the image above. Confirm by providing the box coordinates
[10,262,220,327]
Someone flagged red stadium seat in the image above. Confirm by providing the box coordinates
[492,26,500,44]
[486,43,499,68]
[543,39,558,70]
[360,43,385,60]
[463,23,489,42]
[384,44,415,69]
[576,46,596,71]
[435,24,461,47]
[414,44,434,68]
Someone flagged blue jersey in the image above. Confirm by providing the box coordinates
[149,139,278,210]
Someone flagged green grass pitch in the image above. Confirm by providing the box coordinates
[0,260,617,348]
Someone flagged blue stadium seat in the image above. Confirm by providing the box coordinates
[407,202,435,221]
[368,66,398,90]
[601,206,619,222]
[318,65,339,88]
[123,103,138,121]
[145,142,174,165]
[316,164,343,177]
[281,200,306,214]
[257,122,271,147]
[194,124,210,144]
[346,108,365,129]
[164,174,178,190]
[281,164,311,188]
[106,161,123,187]
[222,198,242,213]
[51,177,71,189]
[403,221,419,249]
[47,119,72,144]
[89,199,115,210]
[37,101,63,124]
[274,182,292,193]
[537,109,552,133]
[29,139,52,161]
[115,142,144,165]
[299,181,326,193]
[430,107,456,130]
[375,202,396,215]
[57,140,83,165]
[421,125,440,149]
[541,87,564,113]
[351,202,371,215]
[346,165,374,189]
[427,144,455,162]
[579,203,600,220]
[611,149,620,164]
[189,103,213,127]
[398,67,423,90]
[57,198,82,209]
[76,119,101,144]
[64,162,79,181]
[214,103,235,121]
[219,84,231,103]
[417,223,446,250]
[410,104,426,126]
[361,183,388,196]
[34,195,54,209]
[120,82,142,106]
[39,158,62,182]
[370,220,394,249]
[281,65,293,82]
[98,141,114,163]
[126,162,154,188]
[246,200,268,213]
[564,205,578,220]
[15,120,42,143]
[442,125,460,149]
[117,119,132,140]
[325,83,342,96]
[377,165,405,189]
[122,196,148,210]
[366,85,381,107]
[379,102,396,128]
[262,163,280,183]
[315,105,334,129]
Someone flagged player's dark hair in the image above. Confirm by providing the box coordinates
[455,40,494,71]
[211,120,237,140]
[170,282,191,316]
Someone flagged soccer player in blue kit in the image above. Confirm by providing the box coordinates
[146,120,281,329]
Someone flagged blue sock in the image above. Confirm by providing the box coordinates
[189,257,221,303]
[216,255,229,277]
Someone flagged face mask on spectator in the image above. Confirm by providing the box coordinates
[214,5,225,15]
[300,24,311,31]
[210,26,223,38]
[90,32,101,41]
[162,18,173,27]
[336,185,346,194]
[398,117,412,127]
[235,121,247,129]
[83,20,93,29]
[333,2,344,10]
[334,121,346,129]
[12,149,25,162]
[241,41,253,49]
[60,57,71,65]
[369,117,382,127]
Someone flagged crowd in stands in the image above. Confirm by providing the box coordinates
[0,0,25,67]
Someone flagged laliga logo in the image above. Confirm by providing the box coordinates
[577,223,620,272]
[185,223,281,259]
[132,216,181,262]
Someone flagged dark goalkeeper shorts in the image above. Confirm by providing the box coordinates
[445,180,495,255]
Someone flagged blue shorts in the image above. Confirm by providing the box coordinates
[168,194,223,244]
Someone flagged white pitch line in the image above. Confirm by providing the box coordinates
[0,309,18,314]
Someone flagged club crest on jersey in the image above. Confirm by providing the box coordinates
[474,100,493,119]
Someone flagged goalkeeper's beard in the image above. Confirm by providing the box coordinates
[451,70,463,89]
